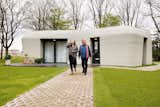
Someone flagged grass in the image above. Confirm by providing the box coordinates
[0,56,24,65]
[11,56,24,63]
[0,66,67,106]
[134,63,157,68]
[94,67,160,107]
[154,61,160,64]
[0,58,5,65]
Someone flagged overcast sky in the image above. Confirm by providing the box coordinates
[10,0,156,51]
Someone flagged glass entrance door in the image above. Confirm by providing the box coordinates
[45,41,55,63]
[91,37,100,64]
[56,41,67,63]
[43,39,67,64]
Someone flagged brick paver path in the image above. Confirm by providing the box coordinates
[2,68,93,107]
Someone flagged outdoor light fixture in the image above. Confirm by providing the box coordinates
[53,39,56,42]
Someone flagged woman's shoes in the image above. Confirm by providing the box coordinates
[70,70,74,75]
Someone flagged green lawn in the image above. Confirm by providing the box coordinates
[0,56,24,65]
[0,66,67,106]
[94,68,160,107]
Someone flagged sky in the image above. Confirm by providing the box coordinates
[9,0,156,51]
[10,29,28,51]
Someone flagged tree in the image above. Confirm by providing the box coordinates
[64,0,84,30]
[47,8,72,30]
[89,0,113,28]
[100,14,121,28]
[0,0,27,56]
[145,0,160,60]
[152,34,160,61]
[0,4,3,59]
[25,0,56,30]
[117,0,142,27]
[146,0,160,34]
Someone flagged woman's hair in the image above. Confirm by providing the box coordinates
[73,40,76,46]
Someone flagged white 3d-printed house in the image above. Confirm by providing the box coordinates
[22,26,152,66]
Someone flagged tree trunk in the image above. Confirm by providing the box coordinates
[0,43,3,59]
[5,47,8,56]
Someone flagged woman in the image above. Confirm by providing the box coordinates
[67,40,78,74]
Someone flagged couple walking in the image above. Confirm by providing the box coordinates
[67,39,91,75]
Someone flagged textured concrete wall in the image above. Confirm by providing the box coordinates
[22,39,42,58]
[100,34,145,66]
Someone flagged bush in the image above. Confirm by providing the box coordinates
[24,54,28,57]
[4,55,12,60]
[35,58,44,64]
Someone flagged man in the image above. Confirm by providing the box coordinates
[79,39,91,75]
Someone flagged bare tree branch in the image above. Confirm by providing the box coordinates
[0,0,27,56]
[24,0,56,30]
[63,0,84,30]
[88,0,113,28]
[146,0,160,34]
[116,0,142,27]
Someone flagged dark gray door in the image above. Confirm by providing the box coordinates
[91,37,100,64]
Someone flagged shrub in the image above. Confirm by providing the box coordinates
[24,54,28,57]
[4,55,12,60]
[35,58,44,64]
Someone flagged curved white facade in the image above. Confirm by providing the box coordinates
[22,26,152,66]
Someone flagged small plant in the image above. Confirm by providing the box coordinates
[35,58,44,64]
[5,55,12,60]
[24,54,28,57]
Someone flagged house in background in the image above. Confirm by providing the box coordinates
[22,26,152,66]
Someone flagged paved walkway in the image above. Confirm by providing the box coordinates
[135,64,160,71]
[3,68,93,107]
[102,64,160,71]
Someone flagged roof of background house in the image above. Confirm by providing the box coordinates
[22,26,151,39]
